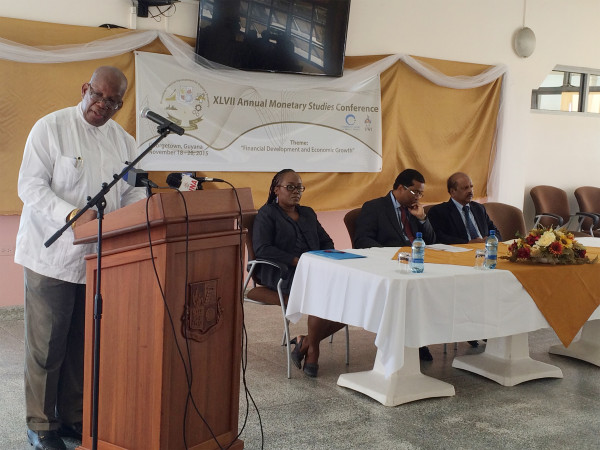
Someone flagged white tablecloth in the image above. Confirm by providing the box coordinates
[286,247,553,378]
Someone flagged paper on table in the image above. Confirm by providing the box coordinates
[308,249,367,260]
[391,244,471,260]
[426,244,472,252]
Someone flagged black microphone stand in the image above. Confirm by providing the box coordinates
[44,127,172,450]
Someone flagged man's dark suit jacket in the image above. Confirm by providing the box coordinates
[427,199,501,244]
[353,194,436,249]
[253,203,334,293]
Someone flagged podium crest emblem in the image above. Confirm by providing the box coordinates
[183,280,223,341]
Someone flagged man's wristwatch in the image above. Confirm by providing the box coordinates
[67,209,80,227]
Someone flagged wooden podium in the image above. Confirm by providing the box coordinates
[73,189,255,450]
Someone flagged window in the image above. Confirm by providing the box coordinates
[531,66,600,114]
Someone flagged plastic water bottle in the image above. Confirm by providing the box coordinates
[410,232,425,273]
[484,230,498,269]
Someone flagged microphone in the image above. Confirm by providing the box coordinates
[166,173,224,191]
[140,107,185,136]
[122,168,158,188]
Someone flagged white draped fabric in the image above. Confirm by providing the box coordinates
[0,30,507,196]
[0,30,507,90]
[0,32,158,63]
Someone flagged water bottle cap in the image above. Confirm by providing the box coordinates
[489,230,495,236]
[416,232,422,238]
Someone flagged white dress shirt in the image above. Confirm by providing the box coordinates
[15,103,146,284]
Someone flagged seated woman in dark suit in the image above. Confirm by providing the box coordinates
[253,169,345,377]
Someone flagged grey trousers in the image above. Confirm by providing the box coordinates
[24,268,86,431]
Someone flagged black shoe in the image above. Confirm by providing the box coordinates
[419,346,433,361]
[290,336,306,370]
[303,362,319,377]
[467,340,479,348]
[59,422,82,440]
[27,429,66,450]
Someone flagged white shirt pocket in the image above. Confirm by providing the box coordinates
[52,155,85,190]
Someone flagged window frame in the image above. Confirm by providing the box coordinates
[531,65,600,115]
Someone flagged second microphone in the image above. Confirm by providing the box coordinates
[166,173,224,191]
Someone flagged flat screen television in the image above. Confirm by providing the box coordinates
[195,0,351,77]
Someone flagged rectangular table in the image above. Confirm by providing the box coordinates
[286,246,600,406]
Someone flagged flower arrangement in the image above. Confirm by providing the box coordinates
[505,227,597,265]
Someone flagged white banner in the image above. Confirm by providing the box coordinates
[135,52,382,172]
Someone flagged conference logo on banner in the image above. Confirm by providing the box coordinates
[135,52,382,172]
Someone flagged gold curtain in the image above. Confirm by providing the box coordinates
[0,17,501,215]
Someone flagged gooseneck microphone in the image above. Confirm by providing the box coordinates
[140,107,185,136]
[166,173,225,191]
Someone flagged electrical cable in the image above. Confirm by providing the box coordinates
[142,184,264,449]
[220,181,265,450]
[148,3,177,21]
[144,191,224,450]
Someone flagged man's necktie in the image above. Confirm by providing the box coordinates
[462,204,479,240]
[400,206,415,243]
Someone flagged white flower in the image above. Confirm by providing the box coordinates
[537,231,556,247]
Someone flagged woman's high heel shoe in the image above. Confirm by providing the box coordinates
[303,362,319,378]
[290,336,305,369]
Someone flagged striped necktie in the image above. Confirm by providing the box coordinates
[400,206,415,243]
[462,204,479,240]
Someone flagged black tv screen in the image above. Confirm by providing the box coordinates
[195,0,351,77]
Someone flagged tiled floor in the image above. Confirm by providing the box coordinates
[1,303,599,450]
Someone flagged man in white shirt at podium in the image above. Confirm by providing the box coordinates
[14,66,145,450]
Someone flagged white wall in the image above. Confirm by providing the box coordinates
[2,0,596,212]
[2,0,599,305]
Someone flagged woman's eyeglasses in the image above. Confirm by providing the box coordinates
[278,185,306,192]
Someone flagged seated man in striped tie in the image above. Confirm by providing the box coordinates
[427,172,501,245]
[353,168,437,361]
[427,171,501,348]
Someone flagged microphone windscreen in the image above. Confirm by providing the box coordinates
[166,172,183,188]
[179,174,199,191]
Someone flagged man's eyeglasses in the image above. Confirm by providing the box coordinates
[87,84,123,111]
[403,185,424,198]
[278,185,306,192]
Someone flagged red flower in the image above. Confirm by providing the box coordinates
[508,242,517,252]
[526,235,539,246]
[576,249,586,258]
[516,246,531,259]
[549,241,563,255]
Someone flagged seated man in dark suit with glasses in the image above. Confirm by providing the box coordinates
[353,168,436,361]
[428,171,501,348]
